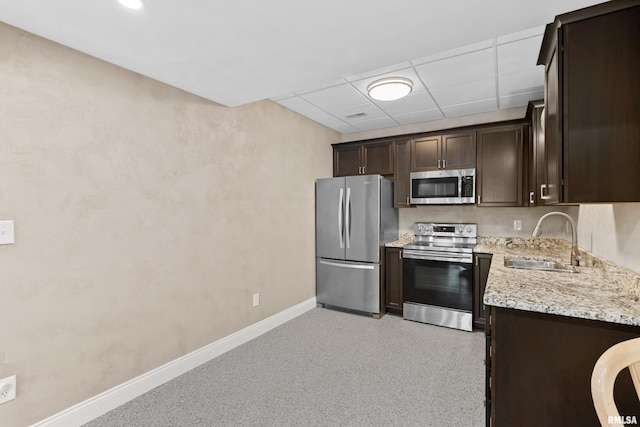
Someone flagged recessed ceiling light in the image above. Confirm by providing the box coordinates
[119,0,144,10]
[367,77,413,101]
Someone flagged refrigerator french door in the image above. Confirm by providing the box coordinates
[315,175,397,316]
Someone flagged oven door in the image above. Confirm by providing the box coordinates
[402,254,473,312]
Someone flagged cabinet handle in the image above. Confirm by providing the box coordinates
[398,251,402,259]
[358,166,362,174]
[438,159,441,169]
[362,166,366,174]
[477,195,481,204]
[540,184,550,200]
[529,192,535,204]
[406,196,409,205]
[442,159,446,169]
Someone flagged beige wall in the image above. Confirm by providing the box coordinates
[577,204,640,273]
[0,22,338,426]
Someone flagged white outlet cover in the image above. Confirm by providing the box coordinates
[0,375,16,404]
[0,221,15,245]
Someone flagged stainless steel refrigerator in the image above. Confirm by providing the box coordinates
[316,175,398,316]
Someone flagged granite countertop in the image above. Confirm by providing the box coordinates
[385,233,414,248]
[477,237,640,327]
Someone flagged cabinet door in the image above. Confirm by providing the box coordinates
[473,253,492,329]
[442,132,476,170]
[541,48,561,204]
[476,125,524,207]
[562,6,640,202]
[363,140,394,176]
[385,247,403,313]
[333,144,362,177]
[394,140,411,208]
[410,136,440,171]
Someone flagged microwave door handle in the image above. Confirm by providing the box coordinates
[345,187,351,249]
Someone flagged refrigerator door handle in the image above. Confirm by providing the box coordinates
[319,260,375,270]
[338,187,344,249]
[345,187,351,248]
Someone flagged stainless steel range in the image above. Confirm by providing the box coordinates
[403,222,477,331]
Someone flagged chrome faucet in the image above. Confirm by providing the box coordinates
[532,212,581,266]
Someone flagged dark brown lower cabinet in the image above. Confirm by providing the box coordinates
[486,307,640,426]
[473,253,492,330]
[385,247,403,314]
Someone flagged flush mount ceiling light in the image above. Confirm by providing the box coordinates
[118,0,145,10]
[367,77,413,101]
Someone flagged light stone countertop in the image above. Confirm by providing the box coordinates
[385,233,414,248]
[477,237,640,327]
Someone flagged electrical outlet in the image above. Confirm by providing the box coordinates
[513,220,522,231]
[0,375,16,404]
[252,293,260,307]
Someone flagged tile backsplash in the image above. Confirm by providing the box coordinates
[399,203,640,274]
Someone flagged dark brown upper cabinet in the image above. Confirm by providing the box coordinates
[333,140,394,177]
[411,131,476,172]
[393,139,412,208]
[538,2,640,203]
[476,125,525,207]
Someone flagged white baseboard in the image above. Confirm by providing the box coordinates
[32,297,317,427]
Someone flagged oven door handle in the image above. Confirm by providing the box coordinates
[403,250,472,264]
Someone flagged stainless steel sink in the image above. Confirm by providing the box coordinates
[503,256,577,273]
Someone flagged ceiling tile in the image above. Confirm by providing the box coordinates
[414,48,495,89]
[372,92,437,116]
[394,109,445,125]
[299,83,369,111]
[351,117,399,132]
[441,99,498,118]
[498,68,544,97]
[497,36,544,75]
[499,90,544,109]
[430,77,496,107]
[275,96,357,132]
[411,39,494,65]
[497,25,545,45]
[345,61,413,82]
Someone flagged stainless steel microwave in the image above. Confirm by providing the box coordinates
[410,168,475,205]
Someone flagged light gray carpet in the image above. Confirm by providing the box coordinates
[85,308,485,426]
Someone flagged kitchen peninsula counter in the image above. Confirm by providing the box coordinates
[477,237,640,326]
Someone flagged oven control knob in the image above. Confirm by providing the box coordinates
[465,226,472,233]
[456,226,463,234]
[417,224,425,233]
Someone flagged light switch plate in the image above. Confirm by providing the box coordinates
[0,221,15,245]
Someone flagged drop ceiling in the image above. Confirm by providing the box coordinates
[0,0,604,134]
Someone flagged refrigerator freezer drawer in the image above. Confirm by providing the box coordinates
[316,258,380,314]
